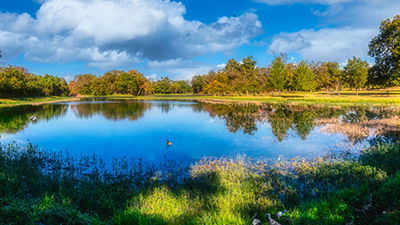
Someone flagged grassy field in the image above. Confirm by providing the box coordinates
[0,96,79,108]
[1,88,400,107]
[0,141,399,224]
[93,89,400,105]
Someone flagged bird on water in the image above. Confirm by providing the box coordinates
[166,139,172,146]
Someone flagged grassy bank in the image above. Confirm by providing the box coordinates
[84,89,400,105]
[0,96,79,108]
[1,88,400,108]
[0,142,399,224]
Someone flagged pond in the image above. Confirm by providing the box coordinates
[0,100,399,164]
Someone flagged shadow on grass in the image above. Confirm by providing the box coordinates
[0,141,399,224]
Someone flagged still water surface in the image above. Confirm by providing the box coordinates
[0,100,399,164]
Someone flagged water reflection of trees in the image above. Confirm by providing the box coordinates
[71,102,152,121]
[196,102,400,143]
[1,101,400,144]
[198,103,260,135]
[0,104,68,133]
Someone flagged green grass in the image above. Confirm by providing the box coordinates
[0,96,78,108]
[0,141,399,224]
[81,89,400,105]
[2,88,400,108]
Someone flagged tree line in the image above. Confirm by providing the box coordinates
[0,15,398,98]
[192,14,399,95]
[192,55,371,95]
[68,71,192,96]
[0,67,69,98]
[0,57,371,98]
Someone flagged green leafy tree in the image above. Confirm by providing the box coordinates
[70,70,150,96]
[41,75,69,96]
[203,80,229,96]
[154,77,173,94]
[101,70,123,94]
[237,56,263,94]
[267,56,289,94]
[0,66,70,97]
[223,59,241,94]
[173,80,192,93]
[344,57,369,95]
[292,61,317,91]
[0,66,27,97]
[285,63,296,91]
[313,62,341,92]
[191,75,205,93]
[26,74,45,96]
[368,15,400,86]
[0,67,28,97]
[326,62,343,95]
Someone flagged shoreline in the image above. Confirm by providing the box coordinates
[1,91,400,108]
[0,96,81,108]
[103,93,400,106]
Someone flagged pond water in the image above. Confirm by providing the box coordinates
[0,100,399,164]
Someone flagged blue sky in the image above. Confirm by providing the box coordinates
[0,0,398,81]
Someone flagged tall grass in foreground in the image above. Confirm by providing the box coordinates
[0,142,399,224]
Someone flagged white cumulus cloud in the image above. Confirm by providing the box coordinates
[266,0,399,63]
[269,27,377,62]
[255,0,351,5]
[147,58,214,80]
[0,0,262,69]
[255,0,384,6]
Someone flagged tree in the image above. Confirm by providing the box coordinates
[114,72,138,95]
[0,66,70,98]
[344,57,369,95]
[267,56,289,94]
[128,70,152,95]
[285,63,296,91]
[203,80,229,96]
[313,62,332,91]
[0,67,27,97]
[325,62,342,95]
[191,75,205,93]
[172,80,192,93]
[312,62,342,93]
[69,74,98,95]
[292,61,317,91]
[154,77,173,94]
[41,74,69,96]
[368,15,400,86]
[223,59,241,94]
[237,56,263,94]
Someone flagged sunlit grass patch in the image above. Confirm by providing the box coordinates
[0,141,399,224]
[191,158,277,224]
[284,199,353,225]
[0,96,78,108]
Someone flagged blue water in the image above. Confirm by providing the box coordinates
[0,101,364,164]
